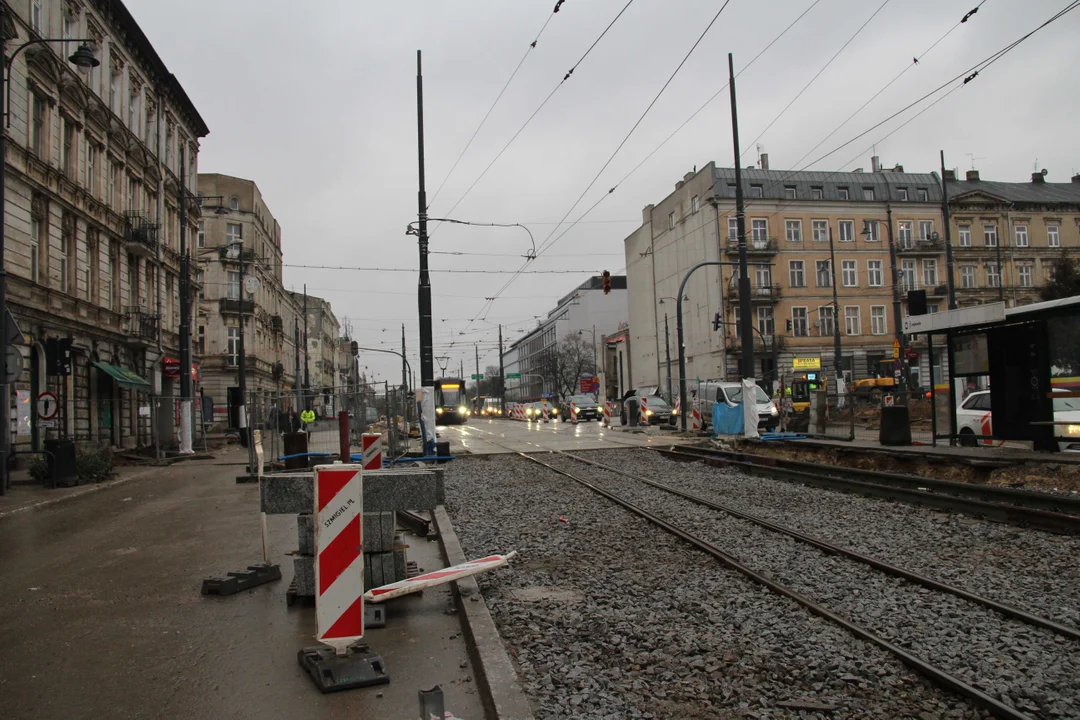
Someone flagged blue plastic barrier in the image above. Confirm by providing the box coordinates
[711,402,744,437]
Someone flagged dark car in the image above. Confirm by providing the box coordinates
[561,394,600,421]
[621,395,672,425]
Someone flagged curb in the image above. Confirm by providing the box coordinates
[433,506,535,720]
[0,465,171,521]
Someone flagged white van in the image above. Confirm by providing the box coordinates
[690,381,778,431]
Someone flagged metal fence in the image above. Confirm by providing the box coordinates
[777,391,934,444]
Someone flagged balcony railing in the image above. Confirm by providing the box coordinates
[725,237,778,255]
[219,297,255,315]
[727,283,782,301]
[123,212,160,258]
[271,315,284,333]
[897,235,944,254]
[725,333,783,351]
[124,307,160,344]
[218,246,257,262]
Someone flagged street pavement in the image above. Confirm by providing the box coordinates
[440,416,678,454]
[0,450,482,720]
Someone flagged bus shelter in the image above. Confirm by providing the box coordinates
[904,297,1080,451]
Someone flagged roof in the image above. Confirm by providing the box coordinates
[712,167,943,203]
[554,275,626,310]
[947,179,1080,205]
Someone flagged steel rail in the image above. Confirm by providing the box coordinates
[655,446,1080,535]
[559,451,1080,642]
[516,451,1034,720]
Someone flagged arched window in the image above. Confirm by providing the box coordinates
[229,197,239,211]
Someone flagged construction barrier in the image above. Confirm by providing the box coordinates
[690,407,703,432]
[541,400,550,423]
[361,433,383,470]
[639,395,649,426]
[313,464,364,655]
[603,401,612,427]
[570,400,578,424]
[365,552,517,603]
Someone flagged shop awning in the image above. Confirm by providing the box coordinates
[93,361,151,391]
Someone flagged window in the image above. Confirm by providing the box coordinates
[727,183,736,197]
[754,264,771,288]
[128,177,139,212]
[110,68,122,116]
[63,10,76,54]
[867,260,883,287]
[86,230,99,303]
[792,307,808,337]
[788,260,805,288]
[728,216,738,240]
[841,260,857,287]
[901,259,917,291]
[983,224,998,247]
[898,188,908,201]
[750,184,763,198]
[227,271,241,300]
[32,2,42,31]
[784,186,796,200]
[844,306,861,336]
[757,306,774,336]
[197,221,205,249]
[226,223,242,245]
[31,94,45,156]
[811,187,823,200]
[1014,224,1028,247]
[59,222,70,294]
[86,142,96,196]
[917,188,929,202]
[838,187,850,200]
[785,219,802,243]
[862,219,879,242]
[227,327,241,365]
[30,217,41,283]
[819,306,834,337]
[919,220,934,241]
[897,221,913,249]
[751,219,768,246]
[730,305,740,338]
[1018,264,1033,288]
[61,117,75,176]
[986,264,1001,288]
[816,260,832,287]
[145,101,156,148]
[109,162,119,208]
[165,126,173,169]
[812,220,828,243]
[959,224,971,247]
[1048,225,1060,247]
[871,306,887,335]
[960,265,976,289]
[691,195,699,213]
[922,259,938,287]
[197,326,206,354]
[668,211,675,229]
[863,187,875,201]
[838,220,854,242]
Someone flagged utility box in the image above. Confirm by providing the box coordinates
[879,405,912,446]
[282,432,309,470]
[45,439,78,488]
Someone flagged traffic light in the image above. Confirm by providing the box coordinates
[602,270,611,295]
[712,312,721,332]
[350,340,359,357]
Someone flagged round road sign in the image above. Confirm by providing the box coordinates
[37,391,59,420]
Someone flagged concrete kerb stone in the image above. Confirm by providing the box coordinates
[433,505,535,720]
[260,468,445,515]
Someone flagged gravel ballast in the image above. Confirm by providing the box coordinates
[445,455,990,719]
[551,449,1080,719]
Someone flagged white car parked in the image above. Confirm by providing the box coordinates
[955,389,1080,452]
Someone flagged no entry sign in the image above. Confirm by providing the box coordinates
[313,464,364,654]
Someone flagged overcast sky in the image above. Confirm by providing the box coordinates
[127,0,1079,383]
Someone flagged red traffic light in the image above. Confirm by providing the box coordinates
[602,270,611,295]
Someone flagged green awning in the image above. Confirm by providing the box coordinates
[93,361,151,391]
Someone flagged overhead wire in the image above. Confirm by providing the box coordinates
[283,264,597,274]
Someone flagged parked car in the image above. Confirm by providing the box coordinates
[560,394,600,421]
[689,381,778,431]
[621,395,672,425]
[956,389,1080,451]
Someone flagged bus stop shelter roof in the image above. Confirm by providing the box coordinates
[903,296,1080,337]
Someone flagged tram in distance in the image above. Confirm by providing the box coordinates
[434,378,470,425]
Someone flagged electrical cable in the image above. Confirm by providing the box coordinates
[283,264,598,274]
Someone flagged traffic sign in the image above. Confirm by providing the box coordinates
[892,338,901,359]
[506,373,521,379]
[471,373,484,380]
[6,346,23,383]
[36,391,58,420]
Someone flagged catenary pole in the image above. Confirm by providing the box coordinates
[728,53,753,380]
[885,204,907,398]
[677,261,722,431]
[828,226,843,385]
[416,50,435,454]
[498,324,505,415]
[940,150,957,310]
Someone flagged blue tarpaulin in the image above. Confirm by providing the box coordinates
[712,402,744,437]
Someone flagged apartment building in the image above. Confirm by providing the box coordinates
[195,174,301,426]
[946,169,1080,307]
[625,159,946,392]
[288,292,341,416]
[4,0,208,451]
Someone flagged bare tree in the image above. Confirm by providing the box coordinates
[538,332,595,400]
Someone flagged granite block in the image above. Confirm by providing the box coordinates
[261,469,441,515]
[296,512,396,554]
[293,555,314,596]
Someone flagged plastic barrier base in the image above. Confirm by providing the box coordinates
[201,564,282,596]
[298,643,390,693]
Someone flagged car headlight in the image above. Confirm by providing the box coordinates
[645,410,654,416]
[436,407,443,414]
[573,407,580,414]
[1067,425,1080,436]
[672,407,679,415]
[551,408,558,415]
[525,409,533,416]
[458,406,468,414]
[770,405,778,415]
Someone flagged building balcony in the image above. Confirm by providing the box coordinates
[218,246,257,262]
[219,298,255,315]
[727,283,782,301]
[724,333,784,352]
[123,212,159,258]
[124,307,159,347]
[271,315,284,334]
[725,237,778,256]
[953,244,1002,254]
[896,235,944,254]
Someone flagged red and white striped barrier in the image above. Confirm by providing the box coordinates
[314,464,364,655]
[602,401,612,427]
[639,395,649,425]
[673,395,681,417]
[690,407,703,432]
[360,433,382,471]
[541,400,550,423]
[570,400,578,424]
[364,551,517,603]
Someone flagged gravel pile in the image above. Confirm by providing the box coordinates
[552,450,1080,719]
[445,455,989,719]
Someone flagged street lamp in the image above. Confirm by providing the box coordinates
[223,239,251,449]
[0,21,98,492]
[656,297,686,403]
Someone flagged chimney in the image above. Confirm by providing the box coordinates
[871,155,881,172]
[683,171,694,183]
[1032,170,1046,183]
[943,169,956,181]
[966,170,980,181]
[760,153,769,170]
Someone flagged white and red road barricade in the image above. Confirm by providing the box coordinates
[541,400,550,423]
[602,401,613,427]
[314,464,365,654]
[364,551,517,603]
[360,433,383,471]
[570,400,578,424]
[673,395,681,417]
[690,407,703,432]
[639,395,649,425]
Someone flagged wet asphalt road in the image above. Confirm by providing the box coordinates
[0,451,481,720]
